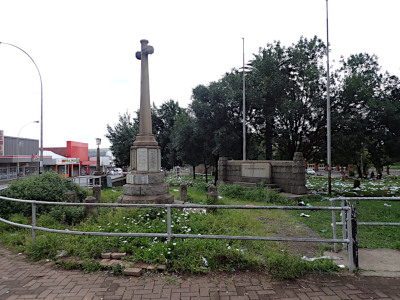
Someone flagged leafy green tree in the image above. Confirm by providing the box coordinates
[247,41,287,159]
[153,100,184,170]
[106,112,138,168]
[246,37,327,161]
[171,111,203,179]
[379,74,400,165]
[363,73,400,173]
[272,36,327,160]
[332,53,383,176]
[191,80,242,184]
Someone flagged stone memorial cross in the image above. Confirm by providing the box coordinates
[134,39,157,146]
[119,39,174,204]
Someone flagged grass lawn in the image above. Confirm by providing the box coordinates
[1,172,398,279]
[0,174,339,280]
[287,175,400,250]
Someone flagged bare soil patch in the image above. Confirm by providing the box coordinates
[258,212,324,257]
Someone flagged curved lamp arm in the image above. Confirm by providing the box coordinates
[0,41,44,173]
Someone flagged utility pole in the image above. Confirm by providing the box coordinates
[242,37,246,161]
[326,0,332,194]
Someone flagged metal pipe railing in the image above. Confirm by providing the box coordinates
[330,196,400,270]
[330,197,400,235]
[0,195,354,271]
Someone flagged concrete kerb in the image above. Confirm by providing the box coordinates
[324,248,400,277]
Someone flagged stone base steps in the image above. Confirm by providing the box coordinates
[234,182,283,193]
[232,182,309,203]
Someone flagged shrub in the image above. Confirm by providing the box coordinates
[218,183,291,205]
[218,184,248,199]
[263,250,339,280]
[0,171,88,224]
[26,234,60,261]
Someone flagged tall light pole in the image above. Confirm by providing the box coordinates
[242,37,246,161]
[325,0,332,194]
[17,120,39,177]
[95,138,102,175]
[0,42,44,174]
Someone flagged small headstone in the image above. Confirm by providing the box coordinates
[353,180,361,188]
[106,176,113,188]
[93,185,101,202]
[180,183,188,202]
[64,191,77,203]
[207,185,218,204]
[85,196,98,216]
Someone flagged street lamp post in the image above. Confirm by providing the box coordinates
[325,0,332,194]
[242,37,246,161]
[0,42,44,174]
[17,121,39,177]
[95,138,101,174]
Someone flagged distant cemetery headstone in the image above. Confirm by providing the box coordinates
[106,176,112,188]
[93,185,101,202]
[180,183,187,202]
[64,191,77,203]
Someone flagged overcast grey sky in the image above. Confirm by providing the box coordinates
[1,0,399,149]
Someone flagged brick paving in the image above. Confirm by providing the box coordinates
[1,247,399,300]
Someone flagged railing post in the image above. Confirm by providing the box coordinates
[331,199,337,252]
[351,206,359,268]
[341,199,347,250]
[346,205,354,272]
[166,205,171,243]
[32,203,36,244]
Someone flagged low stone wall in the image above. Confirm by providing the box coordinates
[218,152,307,195]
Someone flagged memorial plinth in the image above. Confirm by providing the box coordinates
[118,39,174,204]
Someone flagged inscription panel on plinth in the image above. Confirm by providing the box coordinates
[131,148,136,170]
[149,149,158,172]
[242,163,271,178]
[137,148,148,171]
[127,174,149,185]
[127,174,134,184]
[135,175,149,184]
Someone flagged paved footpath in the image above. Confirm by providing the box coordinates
[0,247,399,300]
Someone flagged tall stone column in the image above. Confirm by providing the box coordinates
[134,39,157,146]
[119,39,174,204]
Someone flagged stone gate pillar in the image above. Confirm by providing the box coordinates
[291,152,307,195]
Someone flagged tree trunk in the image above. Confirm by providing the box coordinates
[203,157,208,183]
[214,156,219,185]
[192,165,196,180]
[357,165,362,178]
[264,123,273,160]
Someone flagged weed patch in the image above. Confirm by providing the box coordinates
[0,175,348,279]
